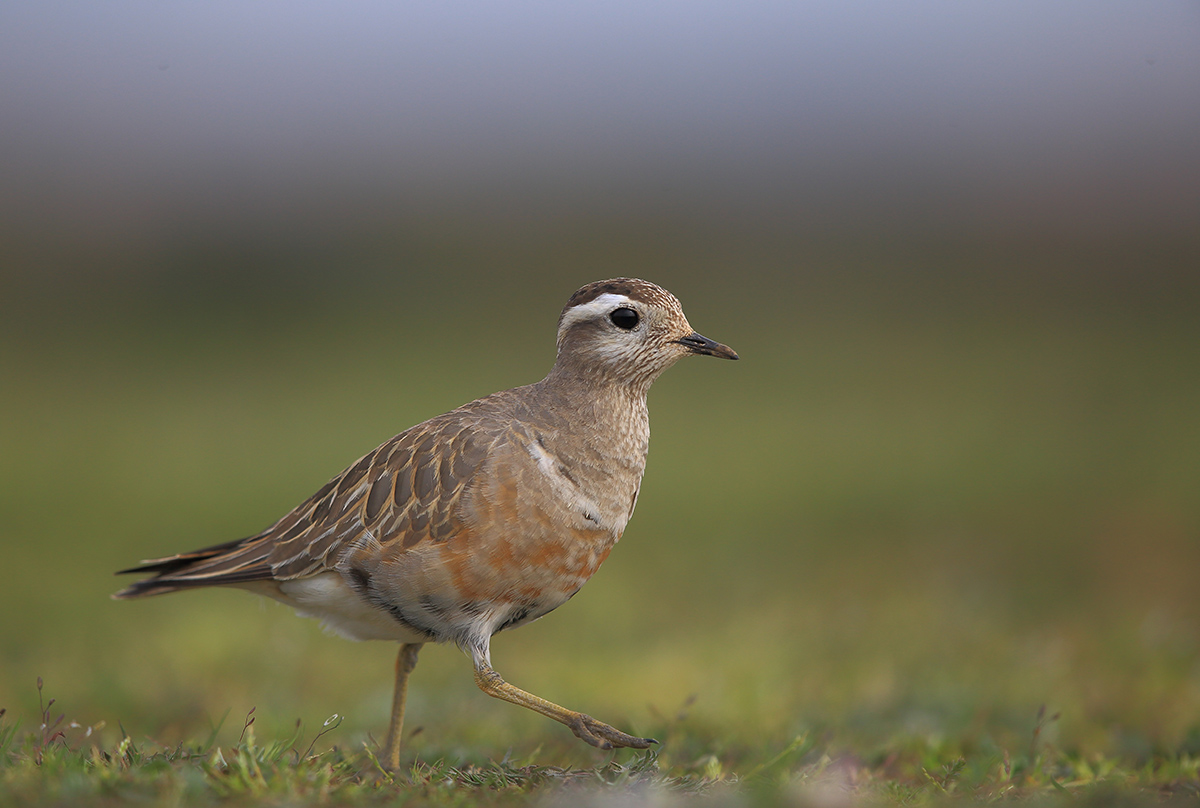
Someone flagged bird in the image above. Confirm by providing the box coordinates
[114,277,738,769]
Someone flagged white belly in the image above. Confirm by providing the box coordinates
[243,573,430,643]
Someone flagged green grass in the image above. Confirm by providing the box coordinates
[5,683,1199,806]
[2,257,1199,804]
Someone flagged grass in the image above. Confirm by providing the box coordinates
[5,682,1199,806]
[2,255,1199,804]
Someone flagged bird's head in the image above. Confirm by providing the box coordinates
[551,278,738,390]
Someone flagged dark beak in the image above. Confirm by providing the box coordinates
[675,331,739,360]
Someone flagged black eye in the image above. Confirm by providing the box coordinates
[609,307,639,330]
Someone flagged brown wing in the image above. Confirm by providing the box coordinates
[113,409,496,599]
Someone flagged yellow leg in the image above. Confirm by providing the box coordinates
[473,665,655,750]
[382,643,423,771]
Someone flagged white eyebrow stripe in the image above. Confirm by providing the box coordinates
[558,293,636,333]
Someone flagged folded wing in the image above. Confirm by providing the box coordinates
[114,412,495,599]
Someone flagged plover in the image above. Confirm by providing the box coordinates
[115,278,738,768]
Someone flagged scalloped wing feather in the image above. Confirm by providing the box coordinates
[113,401,504,599]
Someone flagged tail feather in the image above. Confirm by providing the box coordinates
[113,535,275,599]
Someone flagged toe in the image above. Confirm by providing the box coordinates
[566,714,610,748]
[574,714,656,749]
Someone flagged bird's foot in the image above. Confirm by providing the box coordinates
[566,712,657,750]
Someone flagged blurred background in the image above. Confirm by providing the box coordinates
[2,1,1198,766]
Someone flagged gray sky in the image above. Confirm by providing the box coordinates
[3,1,1198,243]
